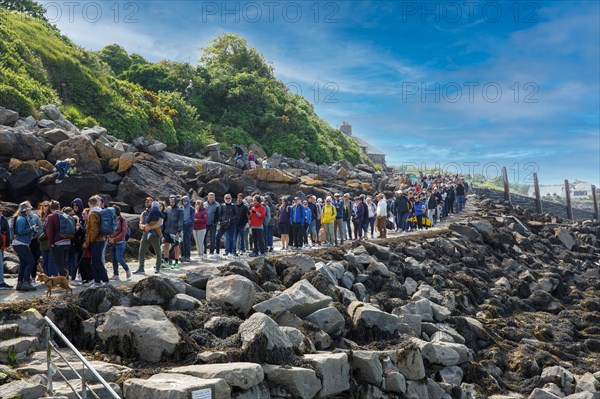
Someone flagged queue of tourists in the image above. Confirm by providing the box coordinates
[0,172,468,292]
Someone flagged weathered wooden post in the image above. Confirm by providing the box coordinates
[502,166,511,205]
[592,184,598,220]
[564,179,573,220]
[533,173,542,214]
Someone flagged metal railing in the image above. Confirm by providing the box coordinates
[43,316,120,399]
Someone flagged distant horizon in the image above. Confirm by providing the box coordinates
[36,0,600,187]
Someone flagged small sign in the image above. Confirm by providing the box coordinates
[191,388,212,399]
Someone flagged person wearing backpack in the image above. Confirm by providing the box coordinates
[45,200,74,277]
[0,204,13,290]
[84,195,109,288]
[180,196,195,263]
[108,205,131,281]
[394,190,410,233]
[13,202,40,291]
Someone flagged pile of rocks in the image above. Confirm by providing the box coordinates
[1,196,599,398]
[0,105,390,212]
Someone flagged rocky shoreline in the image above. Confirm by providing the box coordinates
[1,195,599,399]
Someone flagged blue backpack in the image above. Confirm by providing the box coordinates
[58,212,76,238]
[98,208,118,235]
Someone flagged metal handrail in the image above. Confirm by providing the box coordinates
[43,316,120,399]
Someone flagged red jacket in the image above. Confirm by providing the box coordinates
[249,203,266,228]
[193,208,208,230]
[109,216,128,244]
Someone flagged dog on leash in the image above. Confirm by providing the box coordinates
[37,273,73,297]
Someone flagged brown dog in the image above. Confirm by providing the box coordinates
[37,273,73,297]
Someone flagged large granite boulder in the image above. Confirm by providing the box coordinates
[95,306,182,363]
[0,127,45,161]
[116,161,188,213]
[48,135,103,174]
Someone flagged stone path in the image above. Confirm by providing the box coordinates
[0,199,476,303]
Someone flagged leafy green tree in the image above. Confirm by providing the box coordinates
[98,44,132,76]
[0,0,46,20]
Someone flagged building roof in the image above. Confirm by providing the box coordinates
[351,136,386,156]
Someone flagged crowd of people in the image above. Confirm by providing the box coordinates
[0,171,468,292]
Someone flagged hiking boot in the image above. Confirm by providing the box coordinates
[132,269,145,275]
[0,282,13,290]
[15,282,23,291]
[21,282,36,291]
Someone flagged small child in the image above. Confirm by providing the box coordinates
[145,201,164,240]
[54,158,77,184]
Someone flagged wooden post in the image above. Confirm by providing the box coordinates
[533,173,542,214]
[592,184,599,220]
[564,179,573,220]
[502,166,511,204]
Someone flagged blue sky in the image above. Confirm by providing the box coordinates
[40,0,599,186]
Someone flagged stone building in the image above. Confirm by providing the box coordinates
[340,121,386,167]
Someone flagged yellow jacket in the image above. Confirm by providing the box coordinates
[320,204,336,224]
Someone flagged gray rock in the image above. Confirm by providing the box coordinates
[280,326,312,354]
[0,336,40,363]
[403,277,418,296]
[186,266,222,289]
[383,370,406,394]
[448,223,482,242]
[427,378,445,399]
[399,298,434,322]
[145,141,168,154]
[340,272,354,289]
[123,373,230,399]
[0,375,47,399]
[262,364,322,399]
[352,282,368,301]
[47,380,122,399]
[348,301,399,336]
[252,279,332,318]
[395,313,422,336]
[395,343,426,380]
[304,306,345,336]
[304,353,350,398]
[414,338,460,366]
[280,255,316,273]
[17,309,45,336]
[168,363,264,390]
[38,119,56,129]
[439,365,464,385]
[0,107,20,126]
[42,104,63,120]
[21,351,130,383]
[350,350,383,385]
[96,306,181,363]
[238,313,295,364]
[575,372,600,393]
[207,275,256,316]
[15,115,36,129]
[405,380,429,399]
[541,365,575,389]
[168,293,201,311]
[528,388,561,399]
[555,228,576,250]
[205,142,221,152]
[233,383,271,399]
[367,261,391,277]
[0,323,18,340]
[43,128,70,144]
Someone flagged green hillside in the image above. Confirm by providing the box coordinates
[0,7,366,164]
